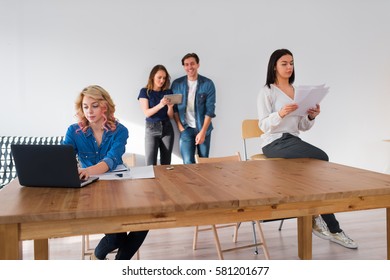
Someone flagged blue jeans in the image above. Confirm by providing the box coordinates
[179,127,211,164]
[262,133,341,233]
[145,120,174,166]
[94,231,148,260]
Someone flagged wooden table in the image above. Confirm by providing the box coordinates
[1,159,390,260]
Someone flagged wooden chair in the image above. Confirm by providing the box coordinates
[242,119,271,161]
[193,152,270,260]
[81,153,140,260]
[241,119,285,230]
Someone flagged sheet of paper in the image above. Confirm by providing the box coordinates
[109,164,128,172]
[97,165,155,180]
[290,84,329,116]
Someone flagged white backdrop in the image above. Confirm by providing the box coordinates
[1,0,390,172]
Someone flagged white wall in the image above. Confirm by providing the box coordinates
[1,0,390,172]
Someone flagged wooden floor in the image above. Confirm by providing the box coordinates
[21,209,387,260]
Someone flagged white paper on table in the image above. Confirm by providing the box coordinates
[290,84,329,116]
[97,165,155,180]
[109,164,129,172]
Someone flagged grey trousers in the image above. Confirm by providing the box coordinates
[262,133,342,233]
[145,120,174,166]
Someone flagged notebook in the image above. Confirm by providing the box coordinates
[11,144,99,188]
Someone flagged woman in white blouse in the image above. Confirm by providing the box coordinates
[257,48,357,249]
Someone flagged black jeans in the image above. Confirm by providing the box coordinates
[145,120,174,166]
[95,231,148,260]
[263,133,342,233]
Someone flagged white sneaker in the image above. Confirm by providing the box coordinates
[330,231,358,249]
[312,215,331,240]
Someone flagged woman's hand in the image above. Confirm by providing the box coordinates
[167,102,174,109]
[158,97,172,108]
[279,103,298,118]
[307,104,320,120]
[78,168,90,180]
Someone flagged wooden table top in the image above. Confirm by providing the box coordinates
[1,158,390,225]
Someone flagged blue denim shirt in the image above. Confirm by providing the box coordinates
[63,122,128,171]
[171,74,216,135]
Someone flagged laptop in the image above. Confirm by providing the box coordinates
[11,144,99,188]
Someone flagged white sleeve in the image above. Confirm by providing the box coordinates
[257,86,282,133]
[298,115,315,131]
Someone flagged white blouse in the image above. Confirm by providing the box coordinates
[257,84,314,149]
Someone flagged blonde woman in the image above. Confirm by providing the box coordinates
[63,85,147,260]
[64,85,128,179]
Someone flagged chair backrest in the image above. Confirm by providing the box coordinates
[0,136,64,189]
[242,119,263,140]
[122,153,136,167]
[195,152,241,163]
[241,119,264,161]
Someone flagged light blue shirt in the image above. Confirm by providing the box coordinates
[63,122,128,171]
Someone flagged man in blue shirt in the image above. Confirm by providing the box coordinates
[171,53,216,164]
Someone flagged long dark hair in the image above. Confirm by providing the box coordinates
[265,49,295,88]
[145,65,171,95]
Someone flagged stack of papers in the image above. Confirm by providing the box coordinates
[291,84,329,116]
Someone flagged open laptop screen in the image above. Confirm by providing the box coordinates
[11,144,98,188]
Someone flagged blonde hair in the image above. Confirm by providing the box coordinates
[75,85,117,132]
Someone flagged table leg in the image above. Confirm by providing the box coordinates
[0,223,22,260]
[34,239,49,260]
[297,216,312,260]
[387,208,390,260]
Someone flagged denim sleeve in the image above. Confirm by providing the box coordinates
[62,125,78,155]
[171,80,182,114]
[171,80,179,93]
[205,81,216,118]
[102,124,129,171]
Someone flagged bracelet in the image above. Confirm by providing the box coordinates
[308,115,315,121]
